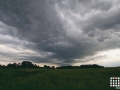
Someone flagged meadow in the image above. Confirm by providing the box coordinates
[0,68,119,90]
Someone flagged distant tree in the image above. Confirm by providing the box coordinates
[7,62,18,68]
[80,64,104,68]
[18,62,21,67]
[6,61,40,68]
[56,64,104,69]
[34,64,40,68]
[21,61,34,68]
[52,66,55,69]
[44,65,50,69]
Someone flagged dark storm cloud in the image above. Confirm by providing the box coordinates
[0,0,120,65]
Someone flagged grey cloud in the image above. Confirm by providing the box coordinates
[0,0,120,65]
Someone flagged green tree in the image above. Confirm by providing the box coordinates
[21,61,34,68]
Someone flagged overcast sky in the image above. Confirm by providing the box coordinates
[0,0,120,67]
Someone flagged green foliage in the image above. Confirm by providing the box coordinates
[1,61,104,69]
[6,61,40,68]
[0,68,119,90]
[57,64,104,69]
[21,61,34,68]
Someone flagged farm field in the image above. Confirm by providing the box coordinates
[0,68,120,90]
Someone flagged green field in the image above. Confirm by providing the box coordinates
[0,68,120,90]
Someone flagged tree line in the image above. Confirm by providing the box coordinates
[0,61,104,69]
[0,61,55,69]
[56,64,104,69]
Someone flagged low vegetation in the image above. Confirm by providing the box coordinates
[0,62,119,90]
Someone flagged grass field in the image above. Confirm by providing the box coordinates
[0,68,120,90]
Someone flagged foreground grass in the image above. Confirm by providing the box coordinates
[0,68,119,90]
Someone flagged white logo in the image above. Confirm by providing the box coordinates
[110,77,120,89]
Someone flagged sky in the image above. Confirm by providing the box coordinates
[0,0,120,67]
